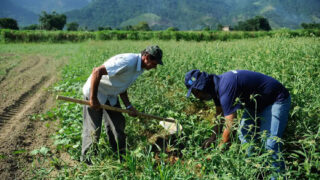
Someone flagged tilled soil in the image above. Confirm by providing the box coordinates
[0,55,66,179]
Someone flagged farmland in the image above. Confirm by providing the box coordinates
[0,36,319,179]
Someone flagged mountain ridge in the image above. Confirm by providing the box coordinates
[1,0,319,29]
[10,0,91,13]
[0,0,37,26]
[66,0,320,30]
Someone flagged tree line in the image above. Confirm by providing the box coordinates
[0,11,78,31]
[1,12,319,31]
[0,11,152,31]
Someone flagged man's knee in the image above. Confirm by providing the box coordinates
[265,136,282,153]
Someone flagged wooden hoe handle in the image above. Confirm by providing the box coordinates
[56,95,176,123]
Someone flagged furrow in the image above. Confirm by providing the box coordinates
[0,76,48,128]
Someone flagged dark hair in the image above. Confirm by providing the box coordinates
[141,49,156,60]
[141,49,147,56]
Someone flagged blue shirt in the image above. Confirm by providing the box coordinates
[214,70,289,116]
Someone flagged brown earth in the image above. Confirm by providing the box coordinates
[0,54,73,179]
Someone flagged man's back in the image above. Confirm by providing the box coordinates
[82,53,143,106]
[218,70,289,115]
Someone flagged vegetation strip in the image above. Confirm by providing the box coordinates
[1,29,319,43]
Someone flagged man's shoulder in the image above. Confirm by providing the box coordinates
[219,71,237,85]
[112,53,139,59]
[105,53,139,64]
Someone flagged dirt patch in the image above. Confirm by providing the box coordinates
[0,55,67,179]
[184,100,216,123]
[0,54,21,84]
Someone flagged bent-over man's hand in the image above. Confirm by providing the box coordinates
[127,106,138,117]
[89,98,101,110]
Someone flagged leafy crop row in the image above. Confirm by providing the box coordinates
[30,37,320,179]
[1,29,320,43]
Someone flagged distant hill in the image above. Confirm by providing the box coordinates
[0,0,37,26]
[1,0,319,30]
[66,0,320,30]
[66,0,232,30]
[225,0,320,29]
[10,0,91,14]
[1,0,91,27]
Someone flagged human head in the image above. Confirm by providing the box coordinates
[141,45,163,70]
[185,69,213,100]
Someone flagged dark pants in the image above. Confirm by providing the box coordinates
[81,97,126,160]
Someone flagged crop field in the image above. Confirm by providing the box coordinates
[0,36,319,179]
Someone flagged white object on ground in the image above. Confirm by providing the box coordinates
[159,120,183,135]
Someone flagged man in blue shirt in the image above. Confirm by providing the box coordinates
[185,69,291,174]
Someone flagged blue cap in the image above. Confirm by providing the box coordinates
[185,69,208,97]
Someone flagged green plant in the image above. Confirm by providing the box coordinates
[2,37,319,179]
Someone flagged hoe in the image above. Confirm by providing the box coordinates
[56,95,182,135]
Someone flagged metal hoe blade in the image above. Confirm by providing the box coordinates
[159,120,183,135]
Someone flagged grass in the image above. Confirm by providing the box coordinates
[1,37,319,179]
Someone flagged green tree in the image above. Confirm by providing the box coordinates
[104,26,112,30]
[167,27,179,31]
[0,18,19,30]
[202,26,210,31]
[133,22,151,31]
[257,16,271,31]
[234,16,271,31]
[22,24,39,30]
[123,25,134,31]
[39,11,66,30]
[217,24,223,31]
[67,22,79,31]
[301,22,320,29]
[98,26,113,31]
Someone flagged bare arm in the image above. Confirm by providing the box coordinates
[89,65,107,109]
[119,90,131,108]
[213,106,224,136]
[202,106,224,148]
[220,112,237,145]
[211,106,224,139]
[120,90,138,117]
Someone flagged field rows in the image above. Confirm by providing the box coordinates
[0,37,319,179]
[50,37,320,179]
